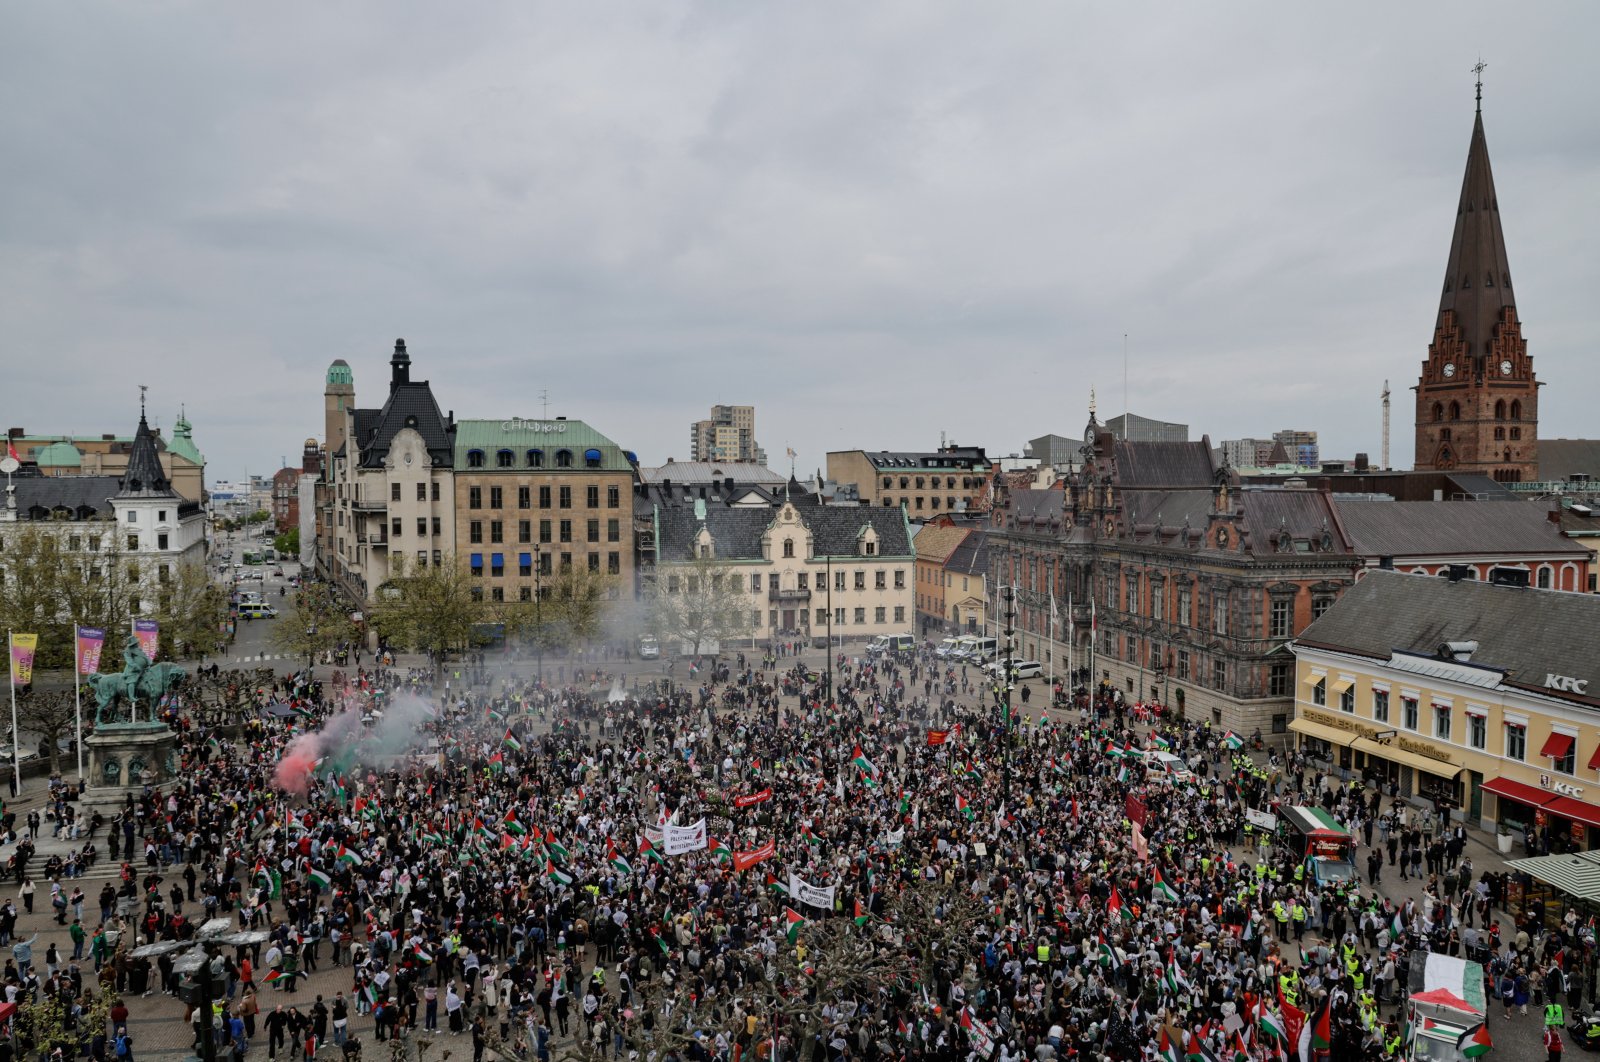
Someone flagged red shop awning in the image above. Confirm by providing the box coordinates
[1546,796,1600,830]
[1588,744,1600,772]
[1480,776,1557,809]
[1541,733,1576,760]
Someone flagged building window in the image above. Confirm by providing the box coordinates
[588,553,600,573]
[496,449,514,468]
[1177,650,1190,680]
[540,520,552,544]
[1537,567,1551,589]
[469,522,483,544]
[520,586,532,602]
[1125,577,1140,615]
[491,555,504,577]
[433,549,441,566]
[1372,690,1389,723]
[608,552,620,575]
[854,571,866,591]
[1434,705,1451,741]
[1311,678,1326,706]
[432,517,441,535]
[874,606,886,623]
[835,607,846,625]
[469,487,482,510]
[489,487,503,509]
[467,450,485,468]
[519,520,531,544]
[559,486,572,509]
[1553,738,1577,775]
[157,533,169,550]
[816,608,827,626]
[1468,713,1486,750]
[470,557,483,577]
[1213,592,1228,635]
[1269,663,1291,697]
[559,520,572,543]
[520,555,533,577]
[894,570,905,589]
[391,483,402,502]
[1211,659,1226,691]
[854,607,866,624]
[490,521,503,543]
[1311,597,1333,621]
[527,449,544,468]
[416,519,426,537]
[607,485,620,508]
[416,483,426,502]
[1177,586,1191,626]
[1269,599,1292,638]
[539,486,551,509]
[1151,581,1165,623]
[391,518,403,537]
[783,539,794,558]
[893,606,905,623]
[797,573,808,590]
[416,550,427,568]
[1401,697,1419,731]
[1340,685,1355,713]
[587,519,600,543]
[471,587,483,601]
[518,486,531,509]
[556,450,573,468]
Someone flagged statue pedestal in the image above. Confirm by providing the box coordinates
[82,723,178,814]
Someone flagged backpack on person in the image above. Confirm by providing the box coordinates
[115,1036,129,1057]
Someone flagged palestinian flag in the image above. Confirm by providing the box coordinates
[956,794,974,820]
[307,868,332,890]
[1257,1001,1287,1042]
[413,948,432,965]
[1164,949,1190,994]
[1229,1033,1249,1062]
[260,969,284,984]
[364,984,379,1006]
[850,745,877,777]
[1152,868,1180,903]
[472,817,493,839]
[1457,1022,1491,1058]
[545,859,573,886]
[1185,1027,1208,1062]
[898,791,912,815]
[709,837,732,863]
[1116,763,1129,784]
[420,830,444,845]
[765,873,789,896]
[853,899,871,927]
[487,751,504,773]
[608,846,633,876]
[502,811,526,836]
[783,907,806,944]
[1222,731,1243,750]
[503,729,522,752]
[962,762,981,780]
[1152,735,1172,750]
[546,838,571,863]
[1305,996,1331,1055]
[639,836,666,864]
[1391,908,1406,939]
[1104,742,1125,760]
[1157,1029,1181,1062]
[1108,887,1128,921]
[1097,931,1122,970]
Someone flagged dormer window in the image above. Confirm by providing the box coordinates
[527,449,544,468]
[556,449,573,468]
[467,450,485,468]
[496,449,515,468]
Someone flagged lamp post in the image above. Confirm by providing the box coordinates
[534,544,543,684]
[994,584,1017,762]
[823,554,833,707]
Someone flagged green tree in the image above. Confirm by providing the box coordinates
[273,527,301,556]
[152,561,230,660]
[246,510,271,525]
[271,587,359,667]
[368,553,480,656]
[0,525,148,672]
[538,564,620,649]
[645,553,751,657]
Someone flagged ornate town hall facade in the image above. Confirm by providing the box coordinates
[1414,96,1540,483]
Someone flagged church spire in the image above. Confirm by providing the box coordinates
[1435,81,1516,371]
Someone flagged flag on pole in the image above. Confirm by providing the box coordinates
[709,837,732,863]
[850,745,877,778]
[1164,949,1190,994]
[336,845,362,866]
[308,868,332,889]
[545,859,573,886]
[502,810,526,836]
[926,729,950,746]
[955,794,973,820]
[1108,888,1128,921]
[639,836,666,864]
[1153,868,1180,903]
[8,634,38,687]
[5,439,18,464]
[1222,731,1244,750]
[1456,1022,1491,1058]
[1257,1000,1287,1042]
[783,907,806,944]
[503,729,522,752]
[1097,931,1122,970]
[1157,1028,1181,1062]
[75,626,106,675]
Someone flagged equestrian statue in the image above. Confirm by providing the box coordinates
[86,635,186,726]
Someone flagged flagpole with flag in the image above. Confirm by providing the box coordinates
[7,629,29,796]
[1048,593,1057,691]
[73,621,83,781]
[1088,595,1097,692]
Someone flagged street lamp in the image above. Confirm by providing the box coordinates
[534,544,543,684]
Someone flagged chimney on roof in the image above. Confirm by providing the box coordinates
[390,338,411,390]
[1354,453,1370,471]
[1440,640,1478,662]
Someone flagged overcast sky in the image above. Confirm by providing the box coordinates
[4,3,1597,484]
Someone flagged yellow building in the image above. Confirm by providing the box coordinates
[827,447,990,515]
[1292,569,1600,850]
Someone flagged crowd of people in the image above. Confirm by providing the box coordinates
[0,640,1581,1062]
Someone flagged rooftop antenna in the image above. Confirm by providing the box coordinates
[1473,58,1486,115]
[1381,380,1392,470]
[1122,334,1130,439]
[539,389,549,420]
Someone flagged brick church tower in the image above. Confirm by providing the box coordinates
[1414,88,1539,482]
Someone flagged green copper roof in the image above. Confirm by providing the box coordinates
[33,440,83,467]
[326,359,354,386]
[167,414,204,465]
[453,418,633,472]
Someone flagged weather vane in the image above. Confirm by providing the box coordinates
[1473,58,1487,114]
[139,383,148,418]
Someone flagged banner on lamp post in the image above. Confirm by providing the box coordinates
[9,634,38,687]
[76,627,106,675]
[134,619,159,661]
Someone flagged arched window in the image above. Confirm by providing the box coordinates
[1510,400,1522,420]
[1432,402,1444,423]
[527,449,544,468]
[1494,399,1506,420]
[1494,427,1505,440]
[782,538,794,558]
[584,448,602,468]
[467,449,485,468]
[1448,401,1461,421]
[555,449,573,468]
[496,449,514,468]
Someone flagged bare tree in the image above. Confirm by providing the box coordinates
[644,553,753,658]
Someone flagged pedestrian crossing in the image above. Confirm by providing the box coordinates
[232,653,291,663]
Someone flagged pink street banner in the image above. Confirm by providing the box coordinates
[9,633,38,687]
[76,626,106,675]
[134,619,160,661]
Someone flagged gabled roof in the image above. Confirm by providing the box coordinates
[1436,109,1517,358]
[945,530,988,576]
[1111,439,1216,489]
[1539,440,1600,484]
[639,462,783,486]
[354,382,454,469]
[656,501,912,563]
[118,412,176,498]
[1239,489,1355,558]
[913,525,970,564]
[13,475,121,520]
[1296,570,1600,706]
[1333,499,1585,558]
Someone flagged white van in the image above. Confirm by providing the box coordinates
[965,637,999,663]
[238,602,278,619]
[935,638,960,658]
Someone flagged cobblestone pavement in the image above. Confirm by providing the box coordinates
[2,647,1561,1060]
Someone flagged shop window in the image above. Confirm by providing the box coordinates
[1311,678,1326,706]
[1468,714,1486,750]
[1402,697,1419,731]
[1372,690,1389,723]
[1433,705,1451,741]
[1505,724,1526,761]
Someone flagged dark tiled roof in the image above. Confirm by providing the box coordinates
[118,414,176,498]
[1240,490,1355,557]
[1111,439,1216,489]
[1333,499,1586,558]
[946,530,989,576]
[1539,440,1600,483]
[13,476,121,519]
[1296,569,1600,704]
[1435,112,1517,372]
[656,502,912,562]
[858,448,988,471]
[1010,488,1063,526]
[355,383,454,469]
[1122,489,1216,536]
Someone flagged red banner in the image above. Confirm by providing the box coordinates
[734,788,773,809]
[732,839,776,872]
[927,729,950,746]
[1125,795,1147,827]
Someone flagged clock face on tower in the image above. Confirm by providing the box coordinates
[1442,363,1456,378]
[1500,360,1513,376]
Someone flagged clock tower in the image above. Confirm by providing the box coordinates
[1414,83,1539,482]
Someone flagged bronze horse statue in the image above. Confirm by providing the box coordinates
[86,635,186,726]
